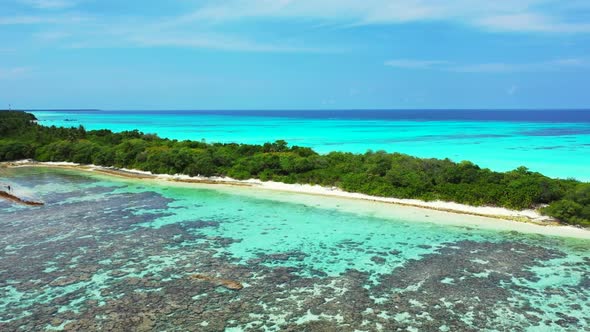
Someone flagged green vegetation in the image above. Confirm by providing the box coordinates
[1,110,589,226]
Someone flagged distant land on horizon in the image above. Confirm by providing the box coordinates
[18,108,590,123]
[19,108,590,112]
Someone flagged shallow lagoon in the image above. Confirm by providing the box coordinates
[1,167,589,331]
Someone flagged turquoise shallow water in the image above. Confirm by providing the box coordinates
[1,167,589,331]
[31,110,590,181]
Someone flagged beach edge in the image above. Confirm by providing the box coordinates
[2,159,561,225]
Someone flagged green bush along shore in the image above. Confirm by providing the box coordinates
[1,111,588,226]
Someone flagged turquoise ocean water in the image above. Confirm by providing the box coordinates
[1,167,589,331]
[31,109,590,180]
[1,110,589,330]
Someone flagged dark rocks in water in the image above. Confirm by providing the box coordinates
[188,274,243,290]
[49,318,63,327]
[309,269,328,277]
[370,256,386,264]
[555,312,579,327]
[0,190,44,206]
[185,220,220,229]
[255,251,308,263]
[49,276,79,287]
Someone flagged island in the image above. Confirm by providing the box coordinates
[0,110,588,227]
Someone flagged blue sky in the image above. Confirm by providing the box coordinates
[1,0,590,110]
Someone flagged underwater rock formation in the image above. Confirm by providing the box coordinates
[0,190,44,206]
[188,274,244,290]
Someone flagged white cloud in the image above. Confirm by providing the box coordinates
[0,15,86,25]
[182,0,590,34]
[184,0,459,23]
[0,2,337,53]
[59,23,335,53]
[4,0,589,55]
[554,58,586,66]
[450,59,590,73]
[385,58,590,73]
[33,31,70,41]
[0,16,51,24]
[385,59,450,69]
[476,13,590,33]
[21,0,78,10]
[0,67,32,79]
[125,34,332,53]
[26,2,590,36]
[450,63,520,73]
[507,85,519,95]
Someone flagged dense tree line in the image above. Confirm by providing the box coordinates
[1,111,588,226]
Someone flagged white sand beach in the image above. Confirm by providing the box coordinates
[4,159,590,239]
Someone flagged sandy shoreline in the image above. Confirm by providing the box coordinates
[1,159,559,222]
[4,160,590,239]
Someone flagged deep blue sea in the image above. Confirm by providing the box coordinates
[31,109,590,180]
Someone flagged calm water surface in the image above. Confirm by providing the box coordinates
[31,109,590,181]
[1,167,589,331]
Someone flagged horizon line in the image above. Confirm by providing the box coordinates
[10,108,590,112]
